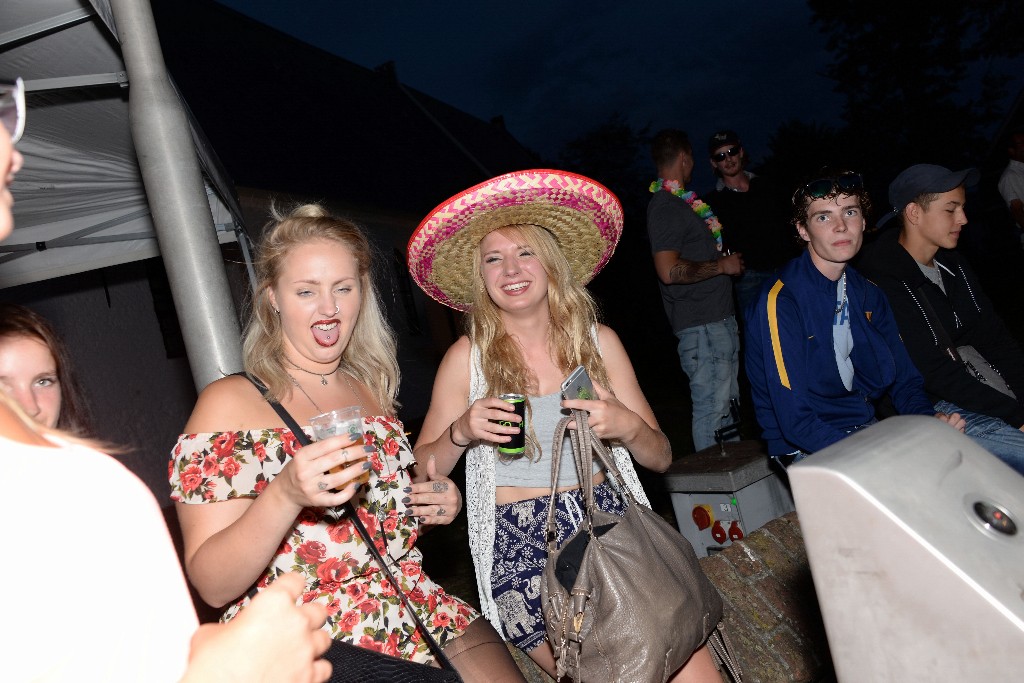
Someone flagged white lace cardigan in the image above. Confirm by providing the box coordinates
[465,342,652,637]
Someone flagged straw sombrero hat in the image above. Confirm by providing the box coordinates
[407,169,623,311]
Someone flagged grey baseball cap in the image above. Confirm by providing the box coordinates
[877,163,980,227]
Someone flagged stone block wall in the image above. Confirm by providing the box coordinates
[698,512,834,682]
[508,512,832,682]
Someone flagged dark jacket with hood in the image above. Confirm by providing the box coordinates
[857,227,1024,428]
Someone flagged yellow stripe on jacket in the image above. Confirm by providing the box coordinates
[767,280,790,389]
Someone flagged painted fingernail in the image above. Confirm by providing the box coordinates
[402,486,412,493]
[362,445,376,453]
[419,516,427,523]
[404,509,415,517]
[401,496,411,504]
[361,462,371,470]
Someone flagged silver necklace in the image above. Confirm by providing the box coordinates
[288,373,323,413]
[287,369,359,414]
[835,272,848,316]
[284,357,340,386]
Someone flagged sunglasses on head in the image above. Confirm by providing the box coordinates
[0,78,25,144]
[792,171,864,205]
[711,146,740,162]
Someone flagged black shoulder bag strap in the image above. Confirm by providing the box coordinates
[241,373,459,673]
[915,286,963,364]
[914,287,1016,400]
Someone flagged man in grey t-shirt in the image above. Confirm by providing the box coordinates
[646,129,744,452]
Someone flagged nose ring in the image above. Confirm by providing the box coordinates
[333,304,340,316]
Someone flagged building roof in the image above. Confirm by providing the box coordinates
[152,0,541,216]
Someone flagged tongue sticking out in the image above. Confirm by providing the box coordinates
[311,323,340,347]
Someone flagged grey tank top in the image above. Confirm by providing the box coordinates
[493,391,603,488]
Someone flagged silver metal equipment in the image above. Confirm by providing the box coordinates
[789,416,1024,682]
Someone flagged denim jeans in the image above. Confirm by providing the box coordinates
[769,419,878,472]
[734,269,780,325]
[934,399,1024,475]
[676,316,740,452]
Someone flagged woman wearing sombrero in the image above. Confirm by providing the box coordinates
[409,170,726,681]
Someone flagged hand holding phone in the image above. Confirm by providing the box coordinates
[561,365,595,402]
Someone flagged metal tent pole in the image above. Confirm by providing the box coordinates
[106,0,242,391]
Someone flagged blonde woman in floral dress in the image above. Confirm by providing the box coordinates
[170,205,524,681]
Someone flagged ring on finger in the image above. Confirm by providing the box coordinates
[437,506,446,516]
[318,480,328,491]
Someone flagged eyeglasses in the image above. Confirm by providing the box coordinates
[711,146,740,162]
[792,172,864,205]
[0,78,25,144]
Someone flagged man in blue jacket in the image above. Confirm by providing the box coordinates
[744,169,965,467]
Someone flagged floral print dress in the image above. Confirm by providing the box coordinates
[169,414,477,663]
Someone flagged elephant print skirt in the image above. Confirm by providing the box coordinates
[490,483,627,651]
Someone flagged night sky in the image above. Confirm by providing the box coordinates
[214,0,844,191]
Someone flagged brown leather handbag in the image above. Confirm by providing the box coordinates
[540,409,741,682]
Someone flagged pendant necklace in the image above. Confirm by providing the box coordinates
[287,368,360,415]
[288,373,324,414]
[284,357,340,386]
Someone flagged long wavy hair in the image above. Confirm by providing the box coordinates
[0,303,93,436]
[467,224,610,461]
[241,204,400,414]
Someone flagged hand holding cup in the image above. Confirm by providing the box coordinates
[310,406,370,491]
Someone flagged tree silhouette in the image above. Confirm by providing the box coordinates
[799,0,1024,324]
[555,114,687,412]
[802,0,1021,179]
[757,2,1022,189]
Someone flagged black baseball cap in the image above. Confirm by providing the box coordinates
[707,130,740,156]
[876,164,980,227]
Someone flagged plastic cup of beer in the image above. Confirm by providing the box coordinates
[309,406,368,489]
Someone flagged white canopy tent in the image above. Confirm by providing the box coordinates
[4,136,239,287]
[1,0,247,389]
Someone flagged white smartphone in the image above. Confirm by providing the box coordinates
[560,365,595,401]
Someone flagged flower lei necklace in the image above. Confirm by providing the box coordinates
[649,178,723,251]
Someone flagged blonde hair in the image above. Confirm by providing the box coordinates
[242,203,400,414]
[467,224,609,461]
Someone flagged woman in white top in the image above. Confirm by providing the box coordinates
[0,75,330,683]
[409,170,724,681]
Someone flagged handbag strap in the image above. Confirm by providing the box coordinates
[544,408,636,552]
[915,285,963,363]
[241,373,458,672]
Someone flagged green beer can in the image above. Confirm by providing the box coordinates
[496,393,526,455]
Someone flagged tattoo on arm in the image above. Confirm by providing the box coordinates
[669,259,720,284]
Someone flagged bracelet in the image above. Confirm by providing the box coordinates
[448,421,471,448]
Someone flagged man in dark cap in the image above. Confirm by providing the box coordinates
[705,130,796,324]
[858,164,1024,474]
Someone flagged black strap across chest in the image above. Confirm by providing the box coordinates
[240,372,457,671]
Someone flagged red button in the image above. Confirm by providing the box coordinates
[692,506,712,530]
[711,521,727,544]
